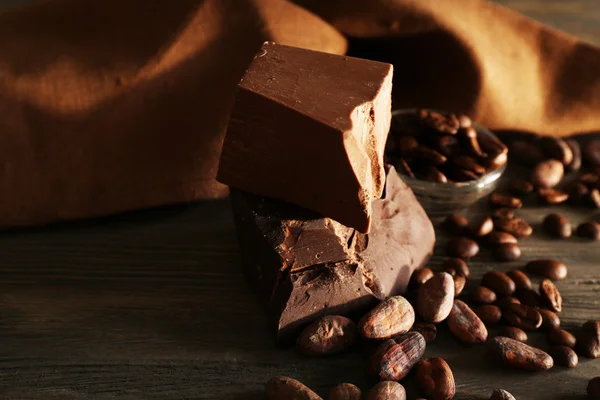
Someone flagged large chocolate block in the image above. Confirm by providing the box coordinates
[219,42,393,233]
[231,167,435,344]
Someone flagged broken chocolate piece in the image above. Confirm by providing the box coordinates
[218,42,393,233]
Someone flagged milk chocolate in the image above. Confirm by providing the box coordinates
[219,42,393,233]
[231,167,435,344]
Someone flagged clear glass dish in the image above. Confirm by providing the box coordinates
[391,109,507,217]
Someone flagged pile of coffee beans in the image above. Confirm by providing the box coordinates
[385,110,508,183]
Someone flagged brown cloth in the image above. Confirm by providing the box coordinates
[0,0,598,228]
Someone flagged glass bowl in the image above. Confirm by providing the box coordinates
[390,109,507,217]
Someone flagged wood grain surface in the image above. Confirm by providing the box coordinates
[1,1,600,399]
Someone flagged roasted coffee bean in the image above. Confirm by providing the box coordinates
[489,193,523,209]
[297,316,357,356]
[506,270,532,290]
[359,296,415,339]
[539,309,561,331]
[417,273,455,323]
[565,139,582,172]
[465,135,486,159]
[487,231,518,245]
[498,326,528,342]
[414,146,447,165]
[588,377,600,400]
[492,243,521,262]
[447,300,488,344]
[576,222,600,240]
[549,345,578,368]
[469,216,494,237]
[453,155,486,175]
[471,286,497,304]
[435,135,461,157]
[444,214,469,234]
[424,166,448,183]
[494,217,533,238]
[509,140,545,166]
[492,207,515,220]
[515,288,542,308]
[488,336,553,371]
[482,271,516,297]
[589,188,600,208]
[411,322,437,343]
[540,137,573,166]
[446,237,479,259]
[580,172,600,187]
[410,268,434,289]
[266,376,322,400]
[328,383,361,400]
[421,110,460,135]
[504,303,542,331]
[444,166,480,182]
[567,181,589,203]
[458,115,472,128]
[454,275,467,297]
[543,213,572,238]
[548,328,577,348]
[475,305,502,326]
[369,332,426,381]
[539,279,562,312]
[397,158,416,179]
[490,389,516,400]
[366,381,406,400]
[397,136,419,156]
[526,259,567,281]
[443,258,470,278]
[538,188,569,205]
[577,320,600,359]
[415,357,455,400]
[583,139,600,167]
[531,159,564,189]
[509,179,534,196]
[478,134,508,169]
[496,297,521,310]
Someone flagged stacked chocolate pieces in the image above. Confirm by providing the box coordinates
[218,42,435,343]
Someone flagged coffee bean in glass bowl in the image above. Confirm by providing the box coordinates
[386,109,507,216]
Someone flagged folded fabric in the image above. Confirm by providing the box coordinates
[0,0,598,228]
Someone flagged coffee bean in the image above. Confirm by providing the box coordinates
[494,217,533,238]
[397,158,416,178]
[548,328,577,348]
[549,345,578,368]
[543,213,572,238]
[444,166,480,182]
[487,231,518,245]
[478,134,508,169]
[464,135,486,159]
[475,305,502,326]
[414,146,447,165]
[359,296,415,340]
[471,286,497,304]
[421,110,460,135]
[509,140,545,166]
[583,139,600,167]
[531,159,564,189]
[489,193,523,209]
[424,166,448,183]
[515,288,542,308]
[397,136,419,156]
[458,115,472,128]
[589,189,600,208]
[417,273,455,323]
[329,383,362,400]
[577,320,600,359]
[538,188,569,205]
[297,316,357,356]
[410,322,437,343]
[509,179,534,196]
[444,214,469,234]
[488,336,553,371]
[565,139,582,172]
[492,243,521,262]
[588,377,600,400]
[365,381,406,400]
[415,357,455,400]
[435,135,461,157]
[539,309,561,331]
[580,172,600,188]
[498,326,528,342]
[492,208,515,220]
[447,300,488,344]
[525,259,568,281]
[506,270,532,290]
[410,268,434,289]
[453,155,486,175]
[540,137,573,166]
[482,271,516,297]
[369,332,426,381]
[443,258,470,278]
[496,297,521,310]
[454,275,467,298]
[567,181,589,203]
[539,279,562,312]
[576,222,600,240]
[266,376,322,400]
[469,216,494,237]
[490,389,516,400]
[504,303,542,331]
[446,237,479,259]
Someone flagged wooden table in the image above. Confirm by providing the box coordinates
[1,1,599,399]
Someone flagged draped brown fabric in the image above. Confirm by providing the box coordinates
[0,0,598,228]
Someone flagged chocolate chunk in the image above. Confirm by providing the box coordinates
[231,167,434,343]
[219,42,393,233]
